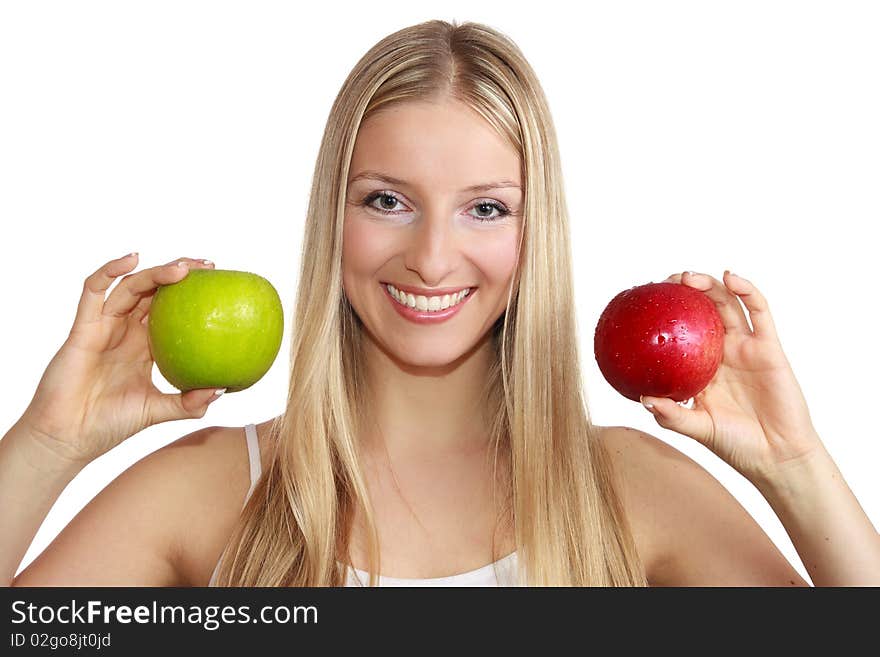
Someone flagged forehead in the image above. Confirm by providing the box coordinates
[349,100,522,190]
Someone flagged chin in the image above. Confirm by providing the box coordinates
[373,333,480,371]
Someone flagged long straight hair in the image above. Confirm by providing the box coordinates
[211,19,647,586]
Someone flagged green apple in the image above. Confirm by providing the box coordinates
[147,269,284,393]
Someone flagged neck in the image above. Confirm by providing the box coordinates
[360,329,497,462]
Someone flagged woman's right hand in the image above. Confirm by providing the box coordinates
[17,253,221,467]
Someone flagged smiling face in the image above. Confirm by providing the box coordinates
[342,98,523,369]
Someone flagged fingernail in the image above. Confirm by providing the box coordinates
[177,261,189,269]
[213,388,227,398]
[202,259,213,266]
[640,395,655,410]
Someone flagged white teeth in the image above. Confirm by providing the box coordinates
[385,284,471,312]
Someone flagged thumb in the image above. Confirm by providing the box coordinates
[640,394,713,447]
[149,387,227,424]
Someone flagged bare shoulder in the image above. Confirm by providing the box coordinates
[166,423,270,586]
[12,423,258,587]
[594,424,668,579]
[596,424,808,586]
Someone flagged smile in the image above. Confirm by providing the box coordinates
[381,283,475,324]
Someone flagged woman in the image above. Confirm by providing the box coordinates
[2,19,877,587]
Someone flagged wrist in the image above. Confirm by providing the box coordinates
[753,442,836,506]
[4,417,90,477]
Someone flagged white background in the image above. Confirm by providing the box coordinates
[1,1,877,584]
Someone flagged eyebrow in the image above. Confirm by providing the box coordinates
[347,171,521,193]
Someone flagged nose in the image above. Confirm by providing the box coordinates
[402,203,463,284]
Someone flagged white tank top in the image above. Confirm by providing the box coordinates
[343,551,520,586]
[208,424,521,586]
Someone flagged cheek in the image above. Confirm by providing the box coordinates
[342,216,393,280]
[469,227,520,284]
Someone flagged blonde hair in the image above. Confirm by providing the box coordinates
[211,18,647,586]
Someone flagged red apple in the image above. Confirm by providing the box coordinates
[593,281,724,403]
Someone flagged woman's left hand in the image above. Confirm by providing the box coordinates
[640,270,825,486]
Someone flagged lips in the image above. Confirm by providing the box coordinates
[381,282,475,325]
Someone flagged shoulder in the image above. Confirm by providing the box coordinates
[596,423,703,496]
[593,424,672,579]
[595,424,808,586]
[153,423,270,585]
[108,423,258,586]
[150,422,270,487]
[596,423,709,547]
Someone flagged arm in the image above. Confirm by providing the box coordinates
[1,253,222,586]
[4,424,217,587]
[605,426,810,586]
[638,270,878,585]
[0,421,85,586]
[753,441,880,586]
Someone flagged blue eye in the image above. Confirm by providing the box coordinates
[360,191,511,222]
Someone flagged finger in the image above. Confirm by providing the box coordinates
[147,387,227,424]
[670,270,752,336]
[102,257,214,319]
[722,271,779,342]
[132,293,154,325]
[74,253,140,327]
[640,394,715,449]
[132,258,212,324]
